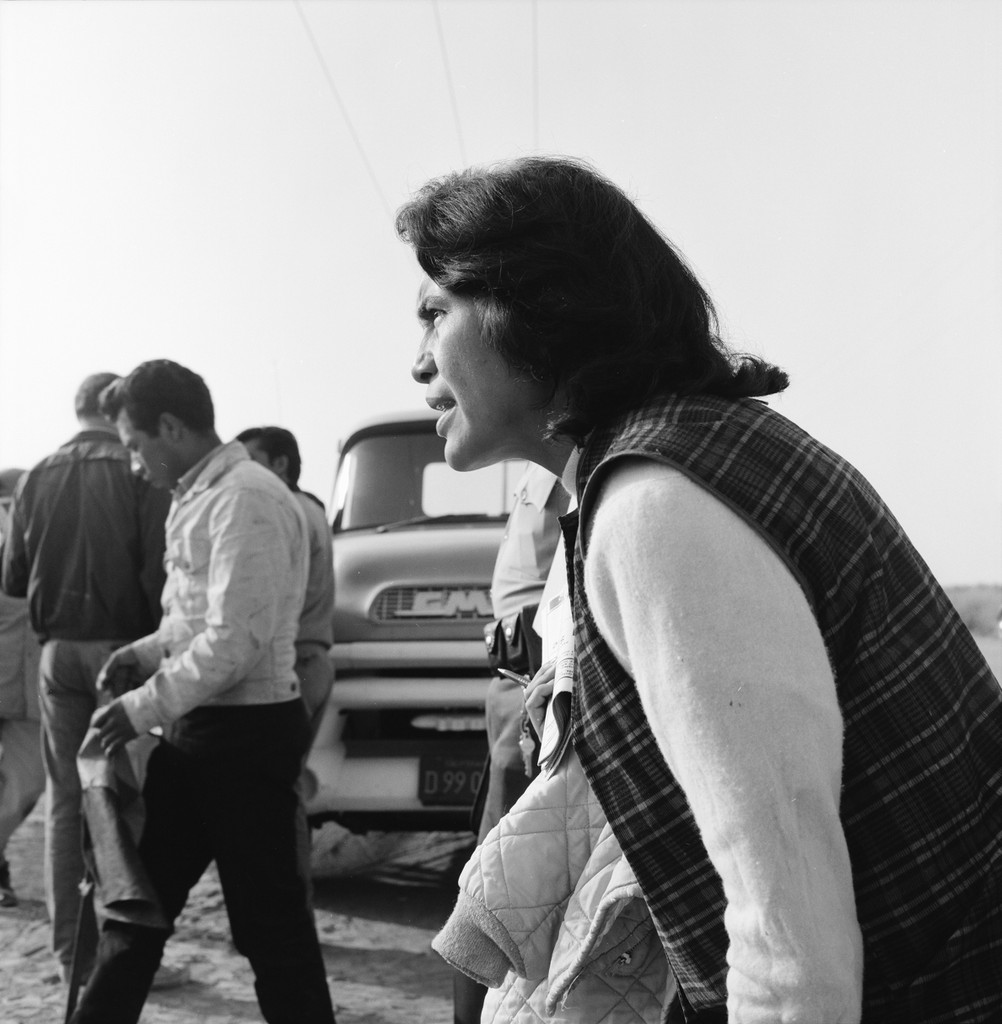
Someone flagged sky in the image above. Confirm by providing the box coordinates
[0,0,999,586]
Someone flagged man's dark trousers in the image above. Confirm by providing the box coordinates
[70,700,336,1024]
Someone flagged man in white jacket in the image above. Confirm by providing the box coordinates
[70,360,336,1024]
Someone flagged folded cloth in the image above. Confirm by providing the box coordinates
[77,728,167,930]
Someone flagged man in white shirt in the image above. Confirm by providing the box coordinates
[70,360,336,1024]
[454,462,567,1024]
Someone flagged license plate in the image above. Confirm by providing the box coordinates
[418,754,484,806]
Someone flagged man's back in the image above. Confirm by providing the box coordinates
[294,490,334,648]
[1,428,169,641]
[0,383,173,984]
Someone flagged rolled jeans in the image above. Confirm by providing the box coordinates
[70,699,336,1024]
[39,638,122,972]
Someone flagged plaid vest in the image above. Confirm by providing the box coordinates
[569,394,1002,1021]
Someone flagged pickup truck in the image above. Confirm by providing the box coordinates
[302,411,524,832]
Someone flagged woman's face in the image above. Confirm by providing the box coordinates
[410,278,554,472]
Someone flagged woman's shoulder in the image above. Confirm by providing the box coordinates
[584,458,717,548]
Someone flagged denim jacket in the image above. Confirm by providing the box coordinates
[120,442,309,734]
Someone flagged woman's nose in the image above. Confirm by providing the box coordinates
[411,342,436,384]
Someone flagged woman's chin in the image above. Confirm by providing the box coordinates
[443,434,497,473]
[443,444,478,472]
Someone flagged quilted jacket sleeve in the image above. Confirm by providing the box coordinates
[433,751,606,984]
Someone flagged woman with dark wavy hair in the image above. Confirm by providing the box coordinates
[401,157,1002,1024]
[401,156,787,449]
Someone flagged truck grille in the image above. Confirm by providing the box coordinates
[371,585,493,622]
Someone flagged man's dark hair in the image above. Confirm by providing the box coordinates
[75,373,120,419]
[99,359,215,435]
[396,156,789,442]
[236,426,302,488]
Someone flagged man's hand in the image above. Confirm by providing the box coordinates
[91,701,139,758]
[96,644,147,698]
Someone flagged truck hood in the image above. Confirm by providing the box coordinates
[332,521,504,644]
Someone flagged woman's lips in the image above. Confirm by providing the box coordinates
[435,404,455,436]
[428,396,456,436]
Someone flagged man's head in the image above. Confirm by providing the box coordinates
[236,426,302,489]
[99,360,219,489]
[75,373,120,425]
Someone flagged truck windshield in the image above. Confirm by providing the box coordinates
[332,429,527,532]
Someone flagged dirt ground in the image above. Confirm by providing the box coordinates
[0,804,475,1023]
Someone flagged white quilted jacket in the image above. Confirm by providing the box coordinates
[433,749,674,1023]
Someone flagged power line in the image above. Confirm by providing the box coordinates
[532,0,539,151]
[431,0,468,166]
[292,0,393,220]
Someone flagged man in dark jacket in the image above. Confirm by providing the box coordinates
[0,372,170,983]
